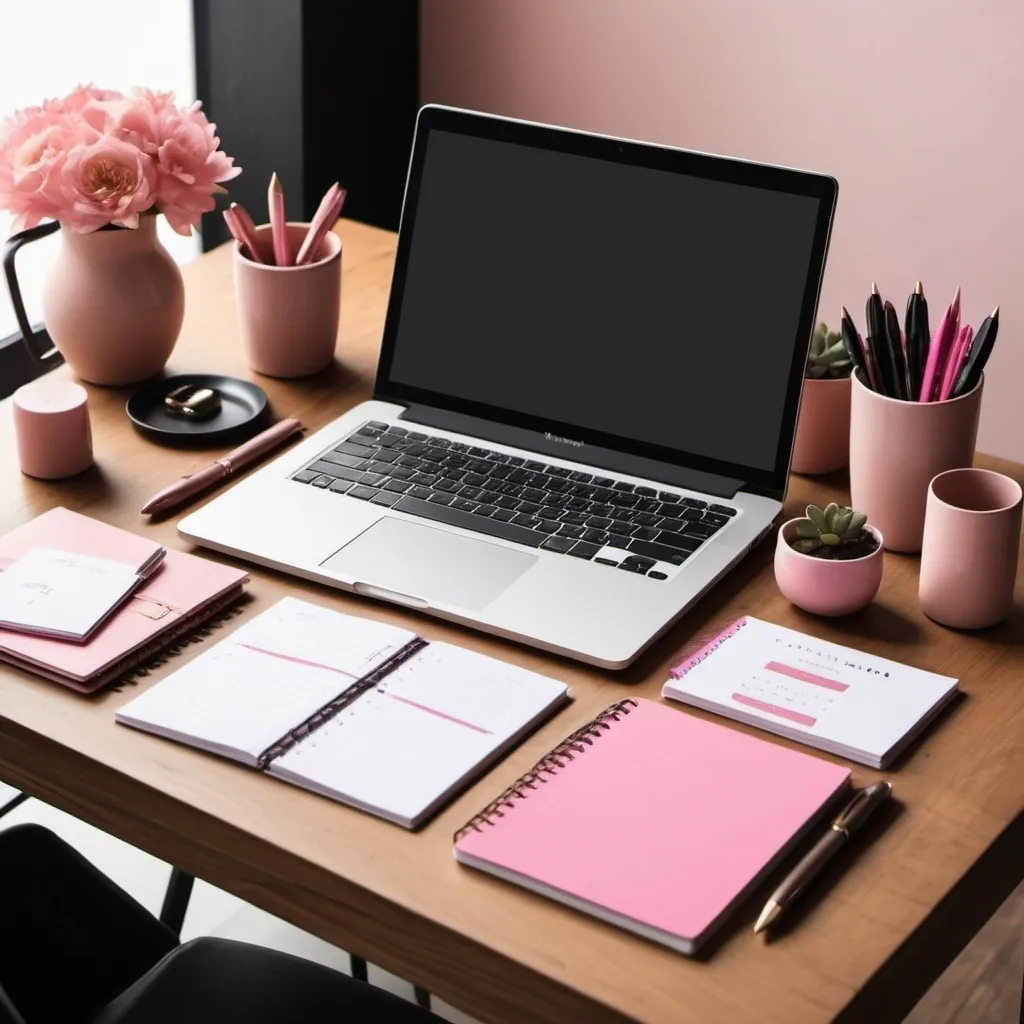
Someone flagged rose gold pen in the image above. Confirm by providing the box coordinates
[753,781,892,934]
[140,419,305,516]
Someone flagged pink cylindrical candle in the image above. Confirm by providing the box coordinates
[13,380,94,479]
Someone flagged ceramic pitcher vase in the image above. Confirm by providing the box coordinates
[41,216,184,386]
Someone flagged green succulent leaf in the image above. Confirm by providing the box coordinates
[819,344,849,364]
[821,532,841,546]
[846,511,867,536]
[823,503,840,530]
[805,505,828,534]
[795,520,820,539]
[833,510,853,537]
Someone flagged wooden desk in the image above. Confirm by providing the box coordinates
[1,220,1021,1024]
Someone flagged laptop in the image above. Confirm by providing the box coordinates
[179,106,837,669]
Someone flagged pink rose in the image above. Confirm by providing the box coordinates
[60,135,157,232]
[0,104,93,230]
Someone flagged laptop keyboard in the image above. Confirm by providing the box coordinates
[291,422,737,580]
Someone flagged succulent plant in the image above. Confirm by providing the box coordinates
[792,503,872,558]
[807,322,852,379]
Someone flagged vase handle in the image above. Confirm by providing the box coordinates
[3,221,62,367]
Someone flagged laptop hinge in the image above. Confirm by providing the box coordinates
[399,405,747,500]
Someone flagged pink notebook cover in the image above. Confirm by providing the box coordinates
[0,508,247,690]
[455,698,850,951]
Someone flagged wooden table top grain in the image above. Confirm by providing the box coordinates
[0,220,1021,1024]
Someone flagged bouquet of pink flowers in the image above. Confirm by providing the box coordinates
[0,84,240,236]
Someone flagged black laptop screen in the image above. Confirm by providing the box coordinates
[379,114,834,489]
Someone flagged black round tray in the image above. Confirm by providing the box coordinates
[126,374,270,448]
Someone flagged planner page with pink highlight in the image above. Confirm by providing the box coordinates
[662,616,958,767]
[454,698,849,954]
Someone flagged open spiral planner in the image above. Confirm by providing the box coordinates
[115,597,571,829]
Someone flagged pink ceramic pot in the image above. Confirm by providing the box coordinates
[849,369,982,553]
[919,468,1023,629]
[774,519,884,616]
[234,222,342,378]
[790,375,851,475]
[41,216,184,385]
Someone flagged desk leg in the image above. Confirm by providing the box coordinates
[351,955,368,982]
[0,792,28,821]
[159,868,195,938]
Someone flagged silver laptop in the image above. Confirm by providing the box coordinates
[179,106,837,668]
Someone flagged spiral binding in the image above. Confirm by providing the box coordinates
[255,636,429,771]
[668,616,748,680]
[108,592,248,692]
[454,698,638,841]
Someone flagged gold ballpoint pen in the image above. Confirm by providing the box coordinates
[754,780,893,934]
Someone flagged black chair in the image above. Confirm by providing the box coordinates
[0,824,438,1024]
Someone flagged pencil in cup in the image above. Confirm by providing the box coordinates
[233,222,343,378]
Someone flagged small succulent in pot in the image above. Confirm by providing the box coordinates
[807,323,852,379]
[791,503,879,560]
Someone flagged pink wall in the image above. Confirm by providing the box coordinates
[421,0,1024,460]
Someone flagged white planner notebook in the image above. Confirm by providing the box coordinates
[116,597,572,828]
[661,616,958,768]
[0,545,165,642]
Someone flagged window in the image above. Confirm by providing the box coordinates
[0,0,198,343]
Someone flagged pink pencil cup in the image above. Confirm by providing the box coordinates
[234,222,342,378]
[919,468,1022,629]
[849,369,983,552]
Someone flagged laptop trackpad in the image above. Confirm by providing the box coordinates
[321,516,537,611]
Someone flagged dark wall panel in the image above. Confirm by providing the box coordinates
[194,0,418,250]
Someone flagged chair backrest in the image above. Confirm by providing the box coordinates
[0,985,26,1024]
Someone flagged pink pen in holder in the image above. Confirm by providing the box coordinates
[233,222,342,378]
[919,468,1023,629]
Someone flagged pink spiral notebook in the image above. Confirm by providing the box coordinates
[454,698,850,954]
[0,508,248,692]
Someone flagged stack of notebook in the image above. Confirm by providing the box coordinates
[116,597,573,828]
[0,508,248,692]
[661,616,959,767]
[454,697,850,954]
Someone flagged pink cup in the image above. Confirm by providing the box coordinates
[849,369,982,553]
[234,222,342,378]
[919,468,1023,629]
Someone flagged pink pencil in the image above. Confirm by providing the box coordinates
[938,324,973,402]
[918,286,961,402]
[223,203,265,264]
[295,183,347,266]
[268,172,291,266]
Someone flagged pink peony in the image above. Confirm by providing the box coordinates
[115,91,240,235]
[0,85,240,233]
[59,135,157,232]
[62,84,132,134]
[0,103,93,230]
